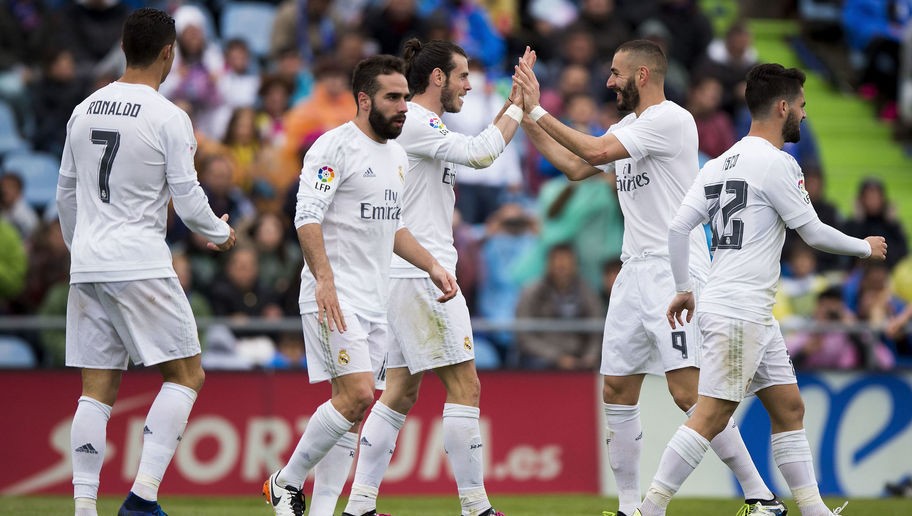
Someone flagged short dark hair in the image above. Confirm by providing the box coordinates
[401,38,467,95]
[818,285,843,303]
[615,39,667,77]
[351,54,406,102]
[122,8,176,68]
[744,63,806,117]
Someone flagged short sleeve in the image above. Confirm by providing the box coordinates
[295,136,343,228]
[611,107,684,161]
[764,155,817,229]
[161,111,198,185]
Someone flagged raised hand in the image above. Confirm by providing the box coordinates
[513,48,541,112]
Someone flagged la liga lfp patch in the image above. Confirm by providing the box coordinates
[428,116,449,135]
[798,177,810,204]
[314,165,335,192]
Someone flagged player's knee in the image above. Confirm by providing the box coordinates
[451,374,480,405]
[670,391,697,412]
[602,382,634,404]
[771,395,805,427]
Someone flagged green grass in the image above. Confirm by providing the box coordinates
[2,495,911,515]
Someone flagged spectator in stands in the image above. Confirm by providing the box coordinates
[0,173,39,239]
[655,0,714,70]
[0,214,26,314]
[159,4,224,138]
[850,260,910,362]
[0,0,51,132]
[31,47,88,156]
[477,203,539,353]
[842,0,912,119]
[361,0,424,56]
[786,285,894,369]
[215,39,260,139]
[444,60,523,224]
[270,0,343,64]
[207,245,282,321]
[775,241,830,322]
[198,154,256,233]
[266,332,308,369]
[637,19,690,104]
[255,74,293,148]
[16,218,68,314]
[249,212,300,314]
[222,107,261,194]
[173,250,213,327]
[697,21,759,115]
[687,76,736,158]
[515,244,602,369]
[513,174,623,293]
[576,0,633,60]
[273,47,314,106]
[844,177,908,268]
[433,0,506,70]
[53,0,128,76]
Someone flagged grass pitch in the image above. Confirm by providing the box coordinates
[1,495,911,515]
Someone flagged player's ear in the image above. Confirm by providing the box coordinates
[161,43,173,62]
[357,91,371,112]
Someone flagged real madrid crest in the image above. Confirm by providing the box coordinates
[463,336,472,350]
[338,349,350,365]
[397,165,404,183]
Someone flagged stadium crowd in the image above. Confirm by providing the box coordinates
[0,0,910,370]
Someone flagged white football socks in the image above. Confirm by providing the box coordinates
[709,418,774,500]
[345,401,406,516]
[309,431,357,516]
[603,403,643,515]
[279,400,354,488]
[641,425,710,515]
[71,396,111,511]
[442,403,490,516]
[131,382,197,502]
[773,429,832,516]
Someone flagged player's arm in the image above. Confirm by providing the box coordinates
[163,113,234,250]
[795,218,886,260]
[295,146,346,331]
[393,228,458,302]
[56,115,78,250]
[667,198,707,329]
[513,55,629,166]
[521,115,603,181]
[767,159,886,260]
[412,114,508,169]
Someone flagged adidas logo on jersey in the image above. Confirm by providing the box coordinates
[360,436,372,447]
[363,167,376,177]
[75,443,99,454]
[144,425,153,435]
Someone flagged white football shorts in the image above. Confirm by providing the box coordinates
[697,312,797,402]
[66,278,199,369]
[601,257,702,376]
[386,277,475,374]
[301,309,388,389]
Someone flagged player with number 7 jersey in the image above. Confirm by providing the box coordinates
[60,81,229,281]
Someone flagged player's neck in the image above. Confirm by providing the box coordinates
[633,88,665,117]
[120,67,163,91]
[411,91,443,116]
[747,122,785,149]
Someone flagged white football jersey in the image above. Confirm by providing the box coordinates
[390,101,504,278]
[606,101,710,276]
[60,82,229,284]
[682,136,818,323]
[295,122,408,321]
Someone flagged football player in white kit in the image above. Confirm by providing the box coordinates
[57,9,237,516]
[635,64,887,516]
[513,40,782,516]
[342,39,524,516]
[262,55,458,516]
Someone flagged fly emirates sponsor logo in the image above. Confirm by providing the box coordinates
[360,189,402,221]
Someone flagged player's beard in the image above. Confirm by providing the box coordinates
[783,110,801,143]
[440,77,462,113]
[615,79,640,112]
[369,107,406,140]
